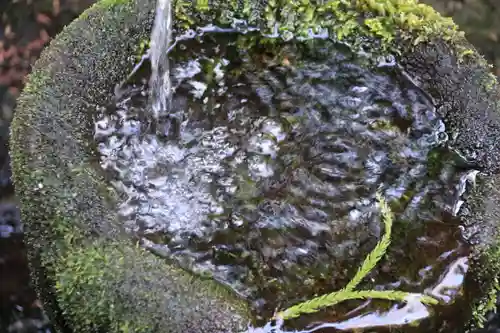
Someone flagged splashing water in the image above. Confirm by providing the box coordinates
[149,0,173,119]
[96,30,482,331]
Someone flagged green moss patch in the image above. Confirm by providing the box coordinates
[172,0,488,66]
[54,235,250,333]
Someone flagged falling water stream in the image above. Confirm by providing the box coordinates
[149,0,173,119]
[95,3,487,332]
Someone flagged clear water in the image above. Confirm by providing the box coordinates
[149,0,173,119]
[94,31,479,331]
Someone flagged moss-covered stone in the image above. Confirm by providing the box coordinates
[9,0,500,331]
[54,233,250,333]
[422,0,500,76]
[10,0,251,332]
[174,0,477,62]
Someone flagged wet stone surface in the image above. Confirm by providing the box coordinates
[96,32,478,330]
[422,0,500,77]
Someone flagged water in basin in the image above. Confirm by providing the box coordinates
[94,30,478,332]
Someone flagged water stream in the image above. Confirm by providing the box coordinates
[149,0,173,119]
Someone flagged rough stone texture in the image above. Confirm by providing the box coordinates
[403,39,500,173]
[0,2,98,332]
[8,0,500,332]
[0,0,97,141]
[400,37,500,330]
[421,0,500,77]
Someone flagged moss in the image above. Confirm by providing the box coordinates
[79,0,131,19]
[468,243,500,329]
[53,232,251,333]
[473,277,499,328]
[136,39,151,60]
[460,174,500,330]
[170,0,488,66]
[10,0,251,331]
[482,71,499,93]
[99,0,130,6]
[368,119,401,132]
[10,0,500,331]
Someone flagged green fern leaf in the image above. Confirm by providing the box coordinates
[275,193,438,321]
[279,290,438,319]
[345,192,393,291]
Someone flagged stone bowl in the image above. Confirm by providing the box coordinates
[9,0,500,332]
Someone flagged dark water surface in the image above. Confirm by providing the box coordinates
[95,31,480,331]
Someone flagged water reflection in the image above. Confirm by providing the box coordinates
[95,31,479,331]
[429,257,468,304]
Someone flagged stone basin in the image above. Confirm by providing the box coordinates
[9,0,500,332]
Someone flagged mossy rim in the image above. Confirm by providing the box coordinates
[10,0,500,331]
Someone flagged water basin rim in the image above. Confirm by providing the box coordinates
[9,0,500,331]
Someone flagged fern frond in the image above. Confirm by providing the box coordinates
[278,290,438,319]
[275,193,438,321]
[344,192,393,291]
